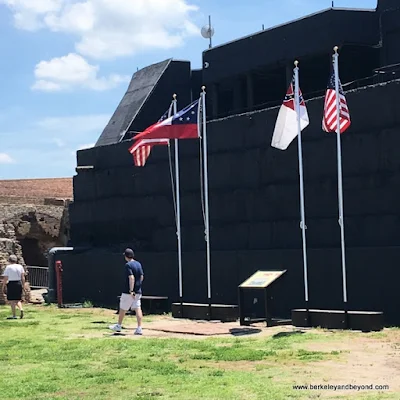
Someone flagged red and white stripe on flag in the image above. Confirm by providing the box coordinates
[322,88,351,133]
[129,138,169,167]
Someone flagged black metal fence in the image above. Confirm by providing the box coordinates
[26,266,49,289]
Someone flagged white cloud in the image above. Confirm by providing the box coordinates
[0,0,63,31]
[32,80,61,91]
[1,0,199,59]
[69,0,199,60]
[0,153,15,164]
[31,53,130,92]
[2,0,198,92]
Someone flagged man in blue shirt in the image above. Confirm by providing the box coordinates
[109,248,144,334]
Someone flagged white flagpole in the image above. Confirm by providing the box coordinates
[333,46,348,311]
[294,61,310,312]
[172,94,183,303]
[201,86,212,308]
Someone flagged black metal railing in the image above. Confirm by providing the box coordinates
[26,266,49,289]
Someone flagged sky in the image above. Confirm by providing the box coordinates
[0,0,377,179]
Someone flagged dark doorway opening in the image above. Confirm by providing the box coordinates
[20,238,47,266]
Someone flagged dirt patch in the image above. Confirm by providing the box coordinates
[290,330,400,397]
[113,318,296,339]
[69,315,296,340]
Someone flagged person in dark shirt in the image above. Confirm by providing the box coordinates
[109,248,144,334]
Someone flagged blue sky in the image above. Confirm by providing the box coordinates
[0,0,377,179]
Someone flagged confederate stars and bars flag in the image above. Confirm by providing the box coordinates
[134,99,200,141]
[322,69,351,133]
[271,77,309,150]
[129,99,200,166]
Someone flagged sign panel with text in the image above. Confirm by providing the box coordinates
[239,270,286,289]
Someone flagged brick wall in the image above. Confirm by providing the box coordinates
[0,178,73,201]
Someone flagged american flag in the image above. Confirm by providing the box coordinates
[129,138,169,167]
[129,103,173,167]
[322,70,351,133]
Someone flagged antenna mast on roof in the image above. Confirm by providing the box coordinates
[201,15,215,49]
[332,1,334,7]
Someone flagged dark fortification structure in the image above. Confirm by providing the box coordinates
[61,0,400,325]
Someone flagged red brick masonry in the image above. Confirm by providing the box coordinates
[0,178,73,200]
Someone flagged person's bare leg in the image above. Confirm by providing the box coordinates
[17,301,24,318]
[135,307,143,328]
[10,302,16,318]
[118,309,127,326]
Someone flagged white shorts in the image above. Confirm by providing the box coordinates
[120,293,142,311]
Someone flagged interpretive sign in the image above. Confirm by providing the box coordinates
[239,270,286,289]
[238,270,287,327]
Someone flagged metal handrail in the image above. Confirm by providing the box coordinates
[26,266,49,289]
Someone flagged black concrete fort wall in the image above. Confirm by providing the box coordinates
[67,80,400,325]
[55,246,398,325]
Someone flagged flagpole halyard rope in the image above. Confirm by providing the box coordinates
[198,98,207,232]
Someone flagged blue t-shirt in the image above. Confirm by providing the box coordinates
[123,260,144,294]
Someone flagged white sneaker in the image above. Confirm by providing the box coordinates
[109,324,121,332]
[134,327,142,335]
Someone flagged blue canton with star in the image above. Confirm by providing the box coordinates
[327,71,344,94]
[172,100,199,125]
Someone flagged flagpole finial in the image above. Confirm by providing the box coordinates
[294,60,299,67]
[201,85,206,92]
[334,46,339,53]
[173,93,177,99]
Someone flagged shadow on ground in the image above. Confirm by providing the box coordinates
[272,330,305,339]
[229,327,262,336]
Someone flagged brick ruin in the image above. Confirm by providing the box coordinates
[0,178,73,304]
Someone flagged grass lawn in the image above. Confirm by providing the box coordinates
[0,305,397,400]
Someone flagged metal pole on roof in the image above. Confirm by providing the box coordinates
[209,15,212,49]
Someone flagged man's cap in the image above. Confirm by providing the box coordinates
[124,248,134,258]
